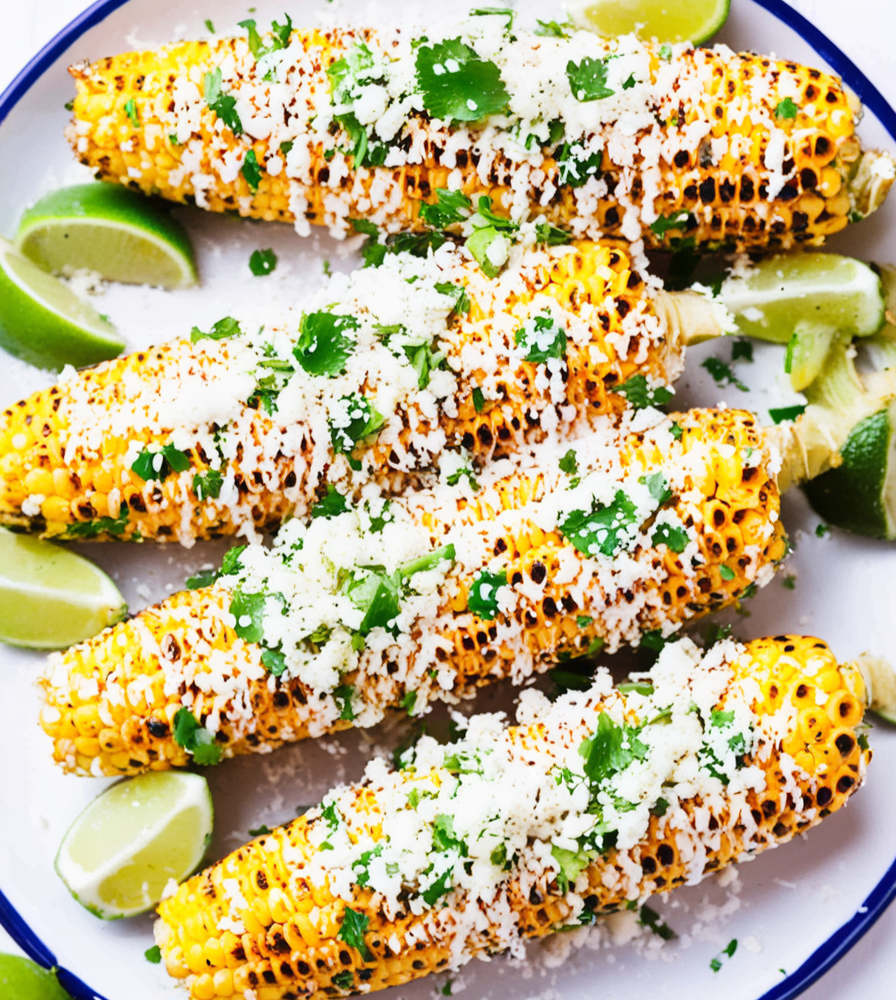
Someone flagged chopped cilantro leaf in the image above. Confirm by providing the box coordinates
[329,394,385,454]
[702,357,748,391]
[441,980,453,996]
[535,222,571,245]
[435,280,471,314]
[367,499,393,532]
[579,711,647,786]
[566,57,614,102]
[515,313,567,363]
[261,648,288,676]
[535,18,572,37]
[230,589,268,643]
[559,490,639,559]
[576,615,593,628]
[466,225,510,277]
[447,465,479,491]
[191,316,242,342]
[471,6,515,29]
[327,41,377,103]
[711,939,738,972]
[248,824,272,837]
[332,971,354,991]
[641,472,672,505]
[639,904,677,940]
[193,468,223,501]
[241,149,263,193]
[400,689,417,715]
[550,659,597,693]
[333,111,388,168]
[422,868,453,906]
[719,564,736,581]
[658,43,672,61]
[294,311,359,377]
[552,844,595,893]
[249,247,277,275]
[617,681,654,696]
[203,67,242,134]
[775,97,799,119]
[768,404,806,424]
[64,100,74,111]
[204,18,214,33]
[468,569,507,620]
[145,945,162,964]
[816,523,830,537]
[614,374,674,409]
[419,188,472,228]
[623,73,637,89]
[399,544,456,580]
[124,98,140,128]
[312,486,351,519]
[652,523,689,553]
[783,574,796,590]
[334,684,356,721]
[219,545,247,577]
[415,38,509,124]
[731,338,753,362]
[339,908,373,961]
[131,443,191,482]
[173,707,222,765]
[186,568,217,590]
[670,421,683,440]
[650,210,693,238]
[556,143,602,187]
[347,570,401,635]
[472,386,485,413]
[402,340,444,390]
[559,449,578,475]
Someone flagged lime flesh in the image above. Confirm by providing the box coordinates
[0,528,127,649]
[56,772,214,919]
[803,402,896,540]
[722,253,885,345]
[568,0,730,43]
[17,184,197,289]
[0,955,72,1000]
[0,237,123,370]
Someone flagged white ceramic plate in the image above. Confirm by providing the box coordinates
[1,2,895,999]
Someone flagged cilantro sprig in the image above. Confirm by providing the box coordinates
[131,443,191,482]
[566,56,615,102]
[339,908,374,962]
[294,311,359,377]
[559,490,640,559]
[415,38,510,124]
[203,67,242,134]
[467,569,507,620]
[613,374,674,409]
[514,313,567,364]
[173,707,222,765]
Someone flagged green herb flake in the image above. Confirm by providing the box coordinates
[670,421,683,441]
[312,486,352,519]
[446,465,479,491]
[193,468,223,501]
[400,689,418,715]
[579,711,647,786]
[241,148,263,193]
[339,907,374,961]
[711,939,738,972]
[334,684,356,721]
[559,490,639,559]
[191,316,242,343]
[815,523,830,537]
[64,99,75,111]
[614,374,674,409]
[719,565,736,581]
[731,338,753,363]
[435,280,471,314]
[556,143,602,187]
[248,824,272,836]
[294,311,359,377]
[472,386,486,413]
[249,247,277,275]
[203,67,242,134]
[641,471,672,506]
[559,449,578,475]
[261,648,288,676]
[440,979,453,995]
[204,18,215,32]
[419,188,472,228]
[566,57,614,102]
[466,225,510,278]
[131,443,191,482]
[649,210,692,238]
[658,43,673,61]
[124,98,140,128]
[230,589,268,643]
[639,904,677,940]
[332,971,354,991]
[535,18,572,37]
[173,707,222,765]
[702,357,748,392]
[186,568,217,590]
[782,574,796,590]
[617,681,654,696]
[470,6,515,29]
[768,404,806,424]
[468,569,507,620]
[329,394,385,454]
[775,97,799,119]
[514,313,568,363]
[145,945,162,964]
[415,37,509,124]
[651,523,689,553]
[623,73,637,89]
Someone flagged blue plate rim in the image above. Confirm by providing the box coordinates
[0,1,894,998]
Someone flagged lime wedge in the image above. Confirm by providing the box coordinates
[0,955,72,1000]
[721,253,885,345]
[0,238,124,370]
[568,0,730,43]
[56,772,214,919]
[0,528,127,648]
[858,654,896,725]
[802,401,896,540]
[17,184,197,290]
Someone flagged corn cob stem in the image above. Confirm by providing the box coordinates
[154,635,871,1000]
[67,22,893,250]
[39,407,788,776]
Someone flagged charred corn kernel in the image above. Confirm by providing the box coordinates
[69,27,893,252]
[1,241,695,544]
[155,636,871,1000]
[41,408,789,776]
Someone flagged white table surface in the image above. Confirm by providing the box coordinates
[0,1,894,998]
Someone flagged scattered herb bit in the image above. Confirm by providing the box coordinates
[131,443,191,482]
[768,404,806,424]
[471,6,515,29]
[556,143,602,187]
[535,18,572,37]
[649,210,692,238]
[550,659,597,694]
[580,711,647,786]
[249,247,277,275]
[642,471,672,506]
[280,139,294,155]
[515,313,567,363]
[191,315,242,342]
[658,43,672,60]
[435,280,471,314]
[334,684,356,721]
[173,707,222,765]
[552,844,595,892]
[466,225,511,277]
[203,67,242,134]
[64,99,74,111]
[775,97,799,119]
[719,564,736,581]
[566,56,614,102]
[312,486,351,519]
[261,648,288,676]
[559,449,578,475]
[333,111,388,168]
[124,98,140,127]
[186,568,217,590]
[239,14,293,63]
[400,690,418,715]
[329,394,385,454]
[144,945,162,963]
[576,615,593,629]
[815,523,830,537]
[782,574,796,590]
[447,465,479,491]
[652,797,669,816]
[702,357,748,392]
[241,149,263,193]
[193,468,223,501]
[560,490,639,559]
[468,569,507,620]
[339,908,374,961]
[415,38,509,124]
[422,868,453,906]
[472,386,486,413]
[294,311,359,377]
[704,622,732,646]
[248,824,272,836]
[204,18,215,32]
[670,421,683,441]
[652,523,689,553]
[731,338,753,363]
[230,589,268,643]
[614,374,674,409]
[639,904,677,940]
[331,971,354,991]
[419,188,472,228]
[440,980,453,996]
[710,939,738,972]
[623,73,637,89]
[535,221,572,246]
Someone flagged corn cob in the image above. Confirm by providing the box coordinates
[67,19,893,251]
[39,407,788,776]
[0,240,712,545]
[154,635,871,1000]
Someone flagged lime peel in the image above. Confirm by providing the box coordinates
[568,0,730,43]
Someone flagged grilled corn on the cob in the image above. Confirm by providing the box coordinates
[154,634,871,999]
[0,240,714,545]
[67,19,894,250]
[40,407,789,776]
